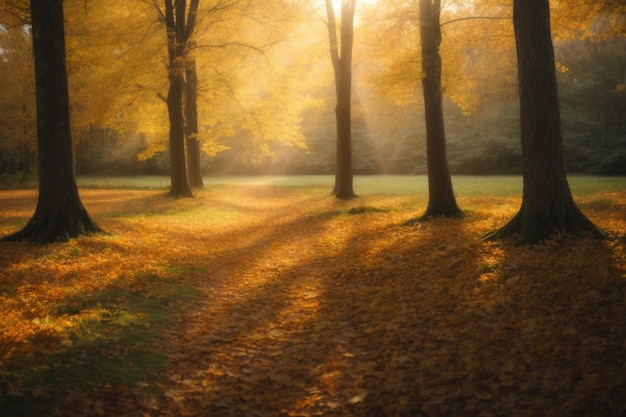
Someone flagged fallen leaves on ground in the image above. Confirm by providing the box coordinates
[0,185,625,416]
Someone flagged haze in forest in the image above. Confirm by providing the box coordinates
[1,2,625,410]
[0,0,624,180]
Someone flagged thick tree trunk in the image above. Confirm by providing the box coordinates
[417,0,462,220]
[326,0,356,199]
[164,0,193,198]
[167,73,193,197]
[185,53,204,188]
[485,0,604,243]
[334,63,354,199]
[2,0,102,244]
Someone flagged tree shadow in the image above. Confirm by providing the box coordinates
[154,210,485,416]
[466,235,626,416]
[2,186,623,416]
[152,208,625,416]
[0,189,39,229]
[0,185,359,415]
[0,282,191,416]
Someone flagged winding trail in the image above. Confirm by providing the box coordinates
[139,186,626,417]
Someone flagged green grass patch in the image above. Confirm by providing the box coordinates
[74,174,626,197]
[347,206,393,215]
[578,198,622,211]
[566,175,626,196]
[313,205,394,218]
[0,278,201,416]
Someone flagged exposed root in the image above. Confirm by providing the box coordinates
[483,209,607,244]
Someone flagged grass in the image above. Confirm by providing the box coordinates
[0,247,201,416]
[72,175,626,222]
[73,174,626,195]
[0,175,625,416]
[3,309,195,414]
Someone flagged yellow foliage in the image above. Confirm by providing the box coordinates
[556,62,570,74]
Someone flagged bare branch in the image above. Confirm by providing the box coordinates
[325,0,340,70]
[151,0,166,22]
[440,15,510,28]
[193,40,279,55]
[303,0,326,24]
[185,0,200,41]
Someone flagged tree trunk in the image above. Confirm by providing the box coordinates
[417,0,462,220]
[485,0,604,243]
[334,59,354,199]
[167,73,193,197]
[326,0,356,199]
[185,50,204,188]
[2,0,102,244]
[164,0,193,198]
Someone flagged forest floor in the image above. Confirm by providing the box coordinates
[0,181,625,416]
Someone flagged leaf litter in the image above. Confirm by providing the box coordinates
[0,185,625,416]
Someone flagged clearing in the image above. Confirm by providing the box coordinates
[1,176,625,416]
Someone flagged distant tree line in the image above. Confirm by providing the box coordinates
[1,2,624,185]
[187,31,626,177]
[2,31,623,179]
[0,0,621,243]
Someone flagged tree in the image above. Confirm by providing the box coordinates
[185,44,204,188]
[63,0,166,167]
[1,0,102,243]
[416,0,463,219]
[161,0,196,197]
[183,0,203,188]
[485,0,605,243]
[0,23,36,179]
[325,0,356,199]
[140,0,308,179]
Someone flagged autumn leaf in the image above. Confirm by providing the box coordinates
[1,185,625,416]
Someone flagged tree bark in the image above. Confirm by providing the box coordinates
[2,0,102,244]
[416,0,462,220]
[485,0,604,243]
[164,0,193,198]
[184,0,203,188]
[185,57,203,188]
[326,0,356,199]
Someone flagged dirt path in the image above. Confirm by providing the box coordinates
[1,186,624,416]
[140,187,626,417]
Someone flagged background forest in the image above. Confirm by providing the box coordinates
[0,0,624,181]
[1,1,626,414]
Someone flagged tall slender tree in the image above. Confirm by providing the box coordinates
[485,0,605,243]
[1,0,102,244]
[161,0,196,197]
[185,44,204,188]
[183,0,203,188]
[325,0,356,199]
[416,0,463,220]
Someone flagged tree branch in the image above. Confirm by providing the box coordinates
[151,0,166,22]
[440,15,510,28]
[325,0,340,71]
[192,41,276,54]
